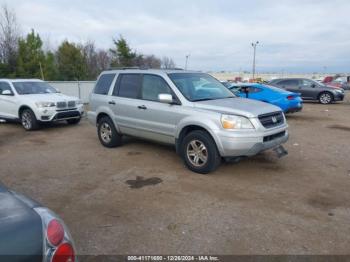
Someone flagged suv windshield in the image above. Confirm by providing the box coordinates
[168,73,235,102]
[13,82,58,95]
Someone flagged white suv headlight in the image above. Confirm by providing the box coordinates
[221,114,255,129]
[35,102,56,108]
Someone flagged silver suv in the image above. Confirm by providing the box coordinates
[88,69,289,174]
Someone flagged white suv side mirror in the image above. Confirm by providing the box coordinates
[158,94,173,104]
[1,90,13,96]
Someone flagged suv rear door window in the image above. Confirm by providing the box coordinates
[116,74,142,99]
[141,74,171,101]
[94,74,115,95]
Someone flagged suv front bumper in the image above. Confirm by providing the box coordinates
[35,105,84,122]
[214,125,289,157]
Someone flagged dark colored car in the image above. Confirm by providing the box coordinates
[0,183,76,262]
[269,78,345,104]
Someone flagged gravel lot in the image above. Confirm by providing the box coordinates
[0,95,350,255]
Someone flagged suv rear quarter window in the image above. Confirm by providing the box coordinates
[94,74,115,95]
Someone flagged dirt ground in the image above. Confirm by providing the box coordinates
[0,94,350,255]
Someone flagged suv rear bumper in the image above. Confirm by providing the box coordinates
[214,125,289,157]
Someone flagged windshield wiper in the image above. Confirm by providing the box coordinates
[192,97,234,102]
[192,98,217,102]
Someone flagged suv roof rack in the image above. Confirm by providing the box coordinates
[108,67,142,70]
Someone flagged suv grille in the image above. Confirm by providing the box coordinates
[57,102,67,108]
[258,111,284,128]
[68,101,76,108]
[56,101,76,108]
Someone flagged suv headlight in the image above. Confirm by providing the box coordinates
[221,114,255,129]
[35,102,56,108]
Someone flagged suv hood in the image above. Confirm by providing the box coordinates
[19,93,79,103]
[194,97,282,118]
[0,188,43,258]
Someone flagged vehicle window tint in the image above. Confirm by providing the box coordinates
[278,79,298,86]
[141,75,171,101]
[248,87,262,93]
[94,74,115,95]
[301,79,313,87]
[0,82,13,95]
[117,74,142,99]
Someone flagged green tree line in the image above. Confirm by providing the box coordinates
[0,6,176,81]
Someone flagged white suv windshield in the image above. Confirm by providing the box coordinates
[13,82,58,95]
[168,73,235,102]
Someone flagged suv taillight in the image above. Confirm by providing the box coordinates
[34,207,76,262]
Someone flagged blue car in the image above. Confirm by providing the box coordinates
[223,82,303,113]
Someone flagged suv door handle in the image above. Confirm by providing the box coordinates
[108,101,116,105]
[137,105,147,110]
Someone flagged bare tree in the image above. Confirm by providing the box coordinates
[82,41,98,79]
[161,56,176,69]
[96,50,111,72]
[0,5,20,68]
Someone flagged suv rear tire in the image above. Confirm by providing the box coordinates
[181,130,221,174]
[97,116,122,148]
[21,109,39,131]
[318,92,333,104]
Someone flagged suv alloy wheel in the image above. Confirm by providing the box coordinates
[182,130,221,174]
[21,109,39,131]
[97,116,122,148]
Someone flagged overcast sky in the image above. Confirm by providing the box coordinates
[2,0,350,72]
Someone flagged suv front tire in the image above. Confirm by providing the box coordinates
[181,130,221,174]
[21,109,39,131]
[97,116,122,148]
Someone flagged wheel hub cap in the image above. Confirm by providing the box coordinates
[187,140,208,167]
[321,94,331,104]
[100,123,112,143]
[22,112,31,129]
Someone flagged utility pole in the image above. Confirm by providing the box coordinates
[251,41,259,80]
[185,54,190,70]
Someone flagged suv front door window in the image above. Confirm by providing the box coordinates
[141,74,172,101]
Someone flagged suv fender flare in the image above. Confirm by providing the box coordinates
[176,119,224,156]
[96,107,121,133]
[18,105,37,119]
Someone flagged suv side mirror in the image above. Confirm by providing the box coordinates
[158,94,173,104]
[1,90,13,96]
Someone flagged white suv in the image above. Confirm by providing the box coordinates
[0,79,84,130]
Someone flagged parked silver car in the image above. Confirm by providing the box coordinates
[88,69,289,174]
